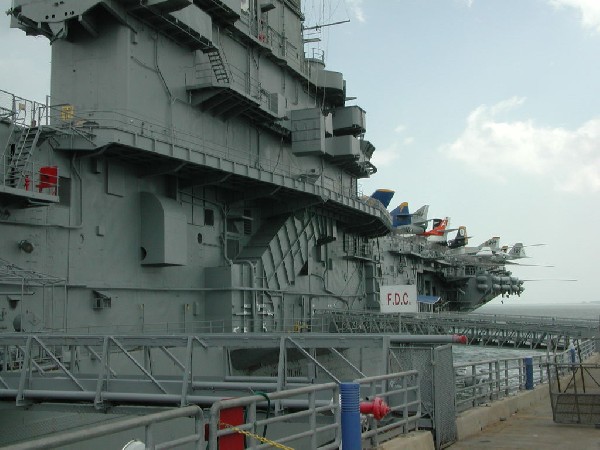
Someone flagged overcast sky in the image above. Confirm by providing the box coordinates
[304,0,600,305]
[1,1,599,305]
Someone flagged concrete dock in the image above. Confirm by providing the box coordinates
[380,386,600,450]
[380,354,600,450]
[450,355,600,450]
[449,393,600,449]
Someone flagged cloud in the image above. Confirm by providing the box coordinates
[346,0,365,23]
[549,0,600,33]
[441,97,600,193]
[372,142,402,167]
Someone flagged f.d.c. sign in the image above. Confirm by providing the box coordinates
[379,285,417,313]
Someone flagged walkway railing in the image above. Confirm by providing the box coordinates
[54,316,331,334]
[355,371,421,448]
[454,339,597,413]
[208,383,340,450]
[1,405,204,450]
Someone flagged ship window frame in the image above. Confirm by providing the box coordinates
[204,209,214,226]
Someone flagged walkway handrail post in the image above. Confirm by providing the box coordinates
[524,357,533,390]
[340,382,361,450]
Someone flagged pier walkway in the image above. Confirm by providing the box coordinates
[324,311,600,348]
[448,353,600,450]
[449,393,600,450]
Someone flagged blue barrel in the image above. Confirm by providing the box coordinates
[340,382,361,450]
[524,357,533,390]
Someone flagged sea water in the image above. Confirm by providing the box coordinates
[452,302,600,363]
[476,302,600,321]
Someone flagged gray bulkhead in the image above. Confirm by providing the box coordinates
[1,0,385,334]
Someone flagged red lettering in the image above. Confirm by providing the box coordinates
[402,293,409,305]
[394,293,400,305]
[387,293,392,305]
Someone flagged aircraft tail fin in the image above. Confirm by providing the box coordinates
[433,217,449,231]
[455,226,468,246]
[509,243,526,258]
[478,236,500,251]
[391,202,411,227]
[411,205,429,225]
[369,189,395,208]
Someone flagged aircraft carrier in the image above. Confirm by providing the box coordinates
[0,0,528,448]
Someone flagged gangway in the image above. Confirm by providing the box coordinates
[0,333,451,449]
[320,311,599,349]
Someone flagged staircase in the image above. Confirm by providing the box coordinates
[206,47,230,83]
[3,126,41,189]
[236,211,335,292]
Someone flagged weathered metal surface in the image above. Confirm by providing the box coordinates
[548,363,600,425]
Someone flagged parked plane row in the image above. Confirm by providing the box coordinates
[366,189,545,267]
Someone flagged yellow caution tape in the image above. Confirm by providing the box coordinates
[220,422,294,450]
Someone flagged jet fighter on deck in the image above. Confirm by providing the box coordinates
[419,217,459,244]
[447,226,469,249]
[390,202,430,234]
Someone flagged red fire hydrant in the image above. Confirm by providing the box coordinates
[359,397,391,420]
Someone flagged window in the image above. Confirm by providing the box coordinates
[204,209,214,226]
[58,176,71,206]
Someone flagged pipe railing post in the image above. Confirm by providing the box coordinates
[524,357,533,390]
[340,382,361,450]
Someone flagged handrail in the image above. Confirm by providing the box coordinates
[33,316,330,335]
[1,405,204,450]
[208,382,340,450]
[454,339,597,413]
[353,370,421,448]
[0,89,391,217]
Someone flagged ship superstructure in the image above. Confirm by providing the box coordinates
[1,0,521,336]
[2,0,398,334]
[0,1,527,447]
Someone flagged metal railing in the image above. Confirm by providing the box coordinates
[1,405,204,450]
[42,105,366,200]
[191,60,272,111]
[0,371,421,449]
[0,89,47,127]
[208,383,340,449]
[52,316,331,335]
[454,339,597,413]
[0,89,391,225]
[0,154,59,195]
[402,311,600,344]
[355,370,421,448]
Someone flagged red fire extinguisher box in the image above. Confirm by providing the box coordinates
[204,406,245,450]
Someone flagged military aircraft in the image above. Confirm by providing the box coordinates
[446,236,500,256]
[448,239,551,267]
[446,226,468,249]
[419,217,449,237]
[418,217,461,244]
[390,202,430,234]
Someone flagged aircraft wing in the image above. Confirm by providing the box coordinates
[520,279,577,282]
[504,261,554,267]
[413,218,434,225]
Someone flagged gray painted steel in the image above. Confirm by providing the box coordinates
[0,0,541,447]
